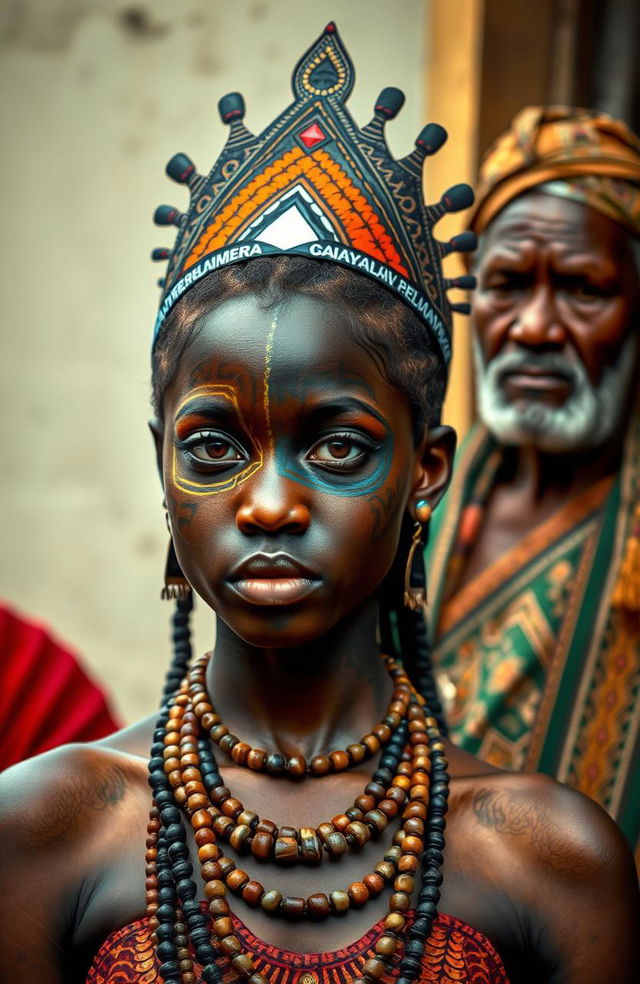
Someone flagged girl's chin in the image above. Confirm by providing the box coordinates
[216,607,343,652]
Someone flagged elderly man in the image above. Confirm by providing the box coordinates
[427,106,640,858]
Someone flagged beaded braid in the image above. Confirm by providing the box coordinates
[397,608,447,736]
[149,706,225,983]
[373,536,451,983]
[378,519,448,735]
[161,595,194,707]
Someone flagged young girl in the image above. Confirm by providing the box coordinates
[1,24,637,984]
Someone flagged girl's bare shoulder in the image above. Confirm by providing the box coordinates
[0,737,150,857]
[447,753,637,916]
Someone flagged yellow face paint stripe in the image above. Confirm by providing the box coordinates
[263,312,277,455]
[172,384,264,496]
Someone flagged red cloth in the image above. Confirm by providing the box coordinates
[87,908,510,983]
[0,603,120,770]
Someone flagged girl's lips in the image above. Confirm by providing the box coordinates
[229,577,320,606]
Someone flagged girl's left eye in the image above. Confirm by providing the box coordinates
[307,434,373,469]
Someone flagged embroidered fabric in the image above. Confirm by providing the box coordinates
[86,908,510,983]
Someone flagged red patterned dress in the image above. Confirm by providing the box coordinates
[86,910,510,983]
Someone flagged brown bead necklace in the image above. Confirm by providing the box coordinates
[176,653,413,865]
[188,651,411,779]
[163,672,425,921]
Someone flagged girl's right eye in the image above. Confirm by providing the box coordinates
[179,431,246,467]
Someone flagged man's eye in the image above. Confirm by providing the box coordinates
[182,432,244,465]
[486,276,526,295]
[567,282,608,301]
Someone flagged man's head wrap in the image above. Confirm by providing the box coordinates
[469,106,640,238]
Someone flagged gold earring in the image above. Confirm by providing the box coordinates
[404,500,431,610]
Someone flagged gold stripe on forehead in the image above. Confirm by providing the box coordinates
[172,383,264,496]
[263,312,277,454]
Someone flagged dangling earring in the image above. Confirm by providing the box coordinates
[404,499,432,610]
[161,538,191,600]
[161,503,191,600]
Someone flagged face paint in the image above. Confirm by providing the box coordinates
[265,315,394,496]
[262,310,277,454]
[161,293,427,648]
[172,384,264,496]
[273,395,394,496]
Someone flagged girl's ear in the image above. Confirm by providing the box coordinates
[148,417,165,487]
[410,425,456,514]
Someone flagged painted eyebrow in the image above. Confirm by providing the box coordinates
[175,395,238,421]
[302,396,390,429]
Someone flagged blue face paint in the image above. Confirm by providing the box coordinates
[273,397,394,496]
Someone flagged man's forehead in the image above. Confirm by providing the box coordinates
[478,191,634,261]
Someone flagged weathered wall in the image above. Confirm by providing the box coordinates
[0,0,430,723]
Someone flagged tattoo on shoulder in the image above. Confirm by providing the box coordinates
[27,763,128,848]
[471,787,598,878]
[89,763,127,810]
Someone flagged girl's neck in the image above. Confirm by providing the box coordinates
[206,597,393,761]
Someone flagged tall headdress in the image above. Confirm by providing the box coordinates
[151,23,475,366]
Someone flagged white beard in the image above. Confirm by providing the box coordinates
[473,333,637,453]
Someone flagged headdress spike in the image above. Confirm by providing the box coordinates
[429,183,474,222]
[444,275,476,290]
[440,230,477,257]
[401,122,448,170]
[218,92,246,124]
[218,92,254,147]
[166,153,197,185]
[374,87,405,121]
[361,87,405,141]
[153,204,185,228]
[151,248,171,262]
[416,122,447,156]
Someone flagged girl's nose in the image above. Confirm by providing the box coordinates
[235,465,310,535]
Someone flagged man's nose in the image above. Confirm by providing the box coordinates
[509,284,566,348]
[235,461,310,535]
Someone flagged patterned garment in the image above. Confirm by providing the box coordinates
[86,909,509,984]
[426,414,640,856]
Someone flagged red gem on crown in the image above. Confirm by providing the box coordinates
[298,123,327,148]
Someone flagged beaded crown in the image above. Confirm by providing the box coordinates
[151,23,476,366]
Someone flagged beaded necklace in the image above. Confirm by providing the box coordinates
[146,653,449,984]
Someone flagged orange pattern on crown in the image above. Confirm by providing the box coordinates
[152,23,478,362]
[184,146,409,276]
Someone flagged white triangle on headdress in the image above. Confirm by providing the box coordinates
[239,184,339,249]
[254,204,320,249]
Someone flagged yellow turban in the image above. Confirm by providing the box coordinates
[470,106,640,238]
